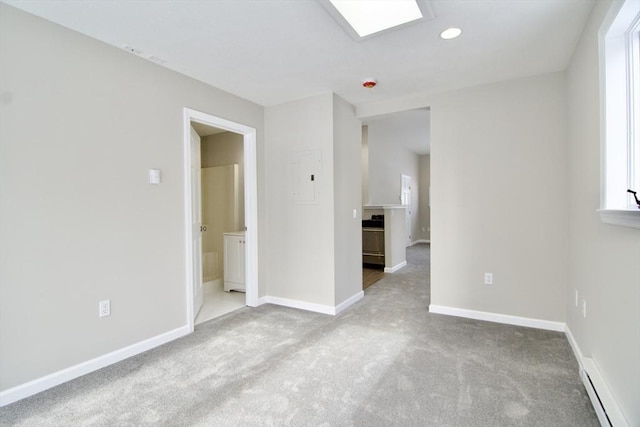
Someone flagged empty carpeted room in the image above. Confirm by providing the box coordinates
[0,1,639,426]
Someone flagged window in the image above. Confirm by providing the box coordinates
[328,0,423,38]
[599,0,640,228]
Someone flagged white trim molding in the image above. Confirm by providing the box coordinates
[264,291,364,316]
[428,304,565,332]
[597,209,640,229]
[263,296,334,315]
[580,358,629,427]
[564,325,584,372]
[384,261,407,273]
[335,291,364,315]
[565,325,630,427]
[183,107,260,333]
[0,325,190,407]
[599,0,640,221]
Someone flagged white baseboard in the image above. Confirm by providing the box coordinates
[384,261,407,273]
[335,291,364,315]
[0,325,191,407]
[263,291,363,316]
[564,325,584,372]
[565,325,628,427]
[428,304,565,332]
[263,296,335,315]
[580,357,628,427]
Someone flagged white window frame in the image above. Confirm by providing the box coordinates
[598,0,640,229]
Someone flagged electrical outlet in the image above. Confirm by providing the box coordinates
[582,300,587,318]
[484,273,493,285]
[99,300,111,318]
[575,289,578,307]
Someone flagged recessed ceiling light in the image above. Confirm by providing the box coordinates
[440,27,462,40]
[329,0,423,38]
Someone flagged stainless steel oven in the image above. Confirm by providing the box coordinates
[362,216,385,266]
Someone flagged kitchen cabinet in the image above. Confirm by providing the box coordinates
[362,205,407,273]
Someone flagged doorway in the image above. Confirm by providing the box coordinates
[360,108,430,288]
[183,108,258,332]
[194,127,245,324]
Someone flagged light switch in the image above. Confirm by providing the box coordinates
[352,209,357,219]
[149,169,161,184]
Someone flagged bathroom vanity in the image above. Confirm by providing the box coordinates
[223,231,246,292]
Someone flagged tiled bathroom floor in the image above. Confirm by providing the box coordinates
[195,280,246,325]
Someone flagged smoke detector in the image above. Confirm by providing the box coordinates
[362,79,377,89]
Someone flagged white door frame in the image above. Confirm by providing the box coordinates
[401,174,412,247]
[183,108,259,331]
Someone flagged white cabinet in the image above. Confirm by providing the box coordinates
[223,231,246,292]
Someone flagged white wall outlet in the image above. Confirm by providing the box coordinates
[484,273,493,285]
[582,299,587,318]
[99,300,111,318]
[352,208,357,219]
[575,289,578,307]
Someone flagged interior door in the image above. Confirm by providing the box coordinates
[191,126,204,318]
[401,174,411,247]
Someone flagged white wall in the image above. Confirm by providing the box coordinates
[359,72,569,323]
[0,4,265,392]
[566,0,640,424]
[430,73,568,322]
[264,94,336,306]
[361,126,369,205]
[332,94,363,305]
[385,207,407,270]
[264,93,362,309]
[201,131,245,228]
[367,124,421,244]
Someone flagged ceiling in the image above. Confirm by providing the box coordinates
[3,0,595,109]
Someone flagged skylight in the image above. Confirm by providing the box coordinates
[328,0,423,38]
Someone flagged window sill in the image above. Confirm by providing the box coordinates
[597,209,640,229]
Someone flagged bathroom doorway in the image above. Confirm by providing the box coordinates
[193,124,246,324]
[184,108,258,331]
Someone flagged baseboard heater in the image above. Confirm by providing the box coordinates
[580,358,628,427]
[581,368,611,426]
